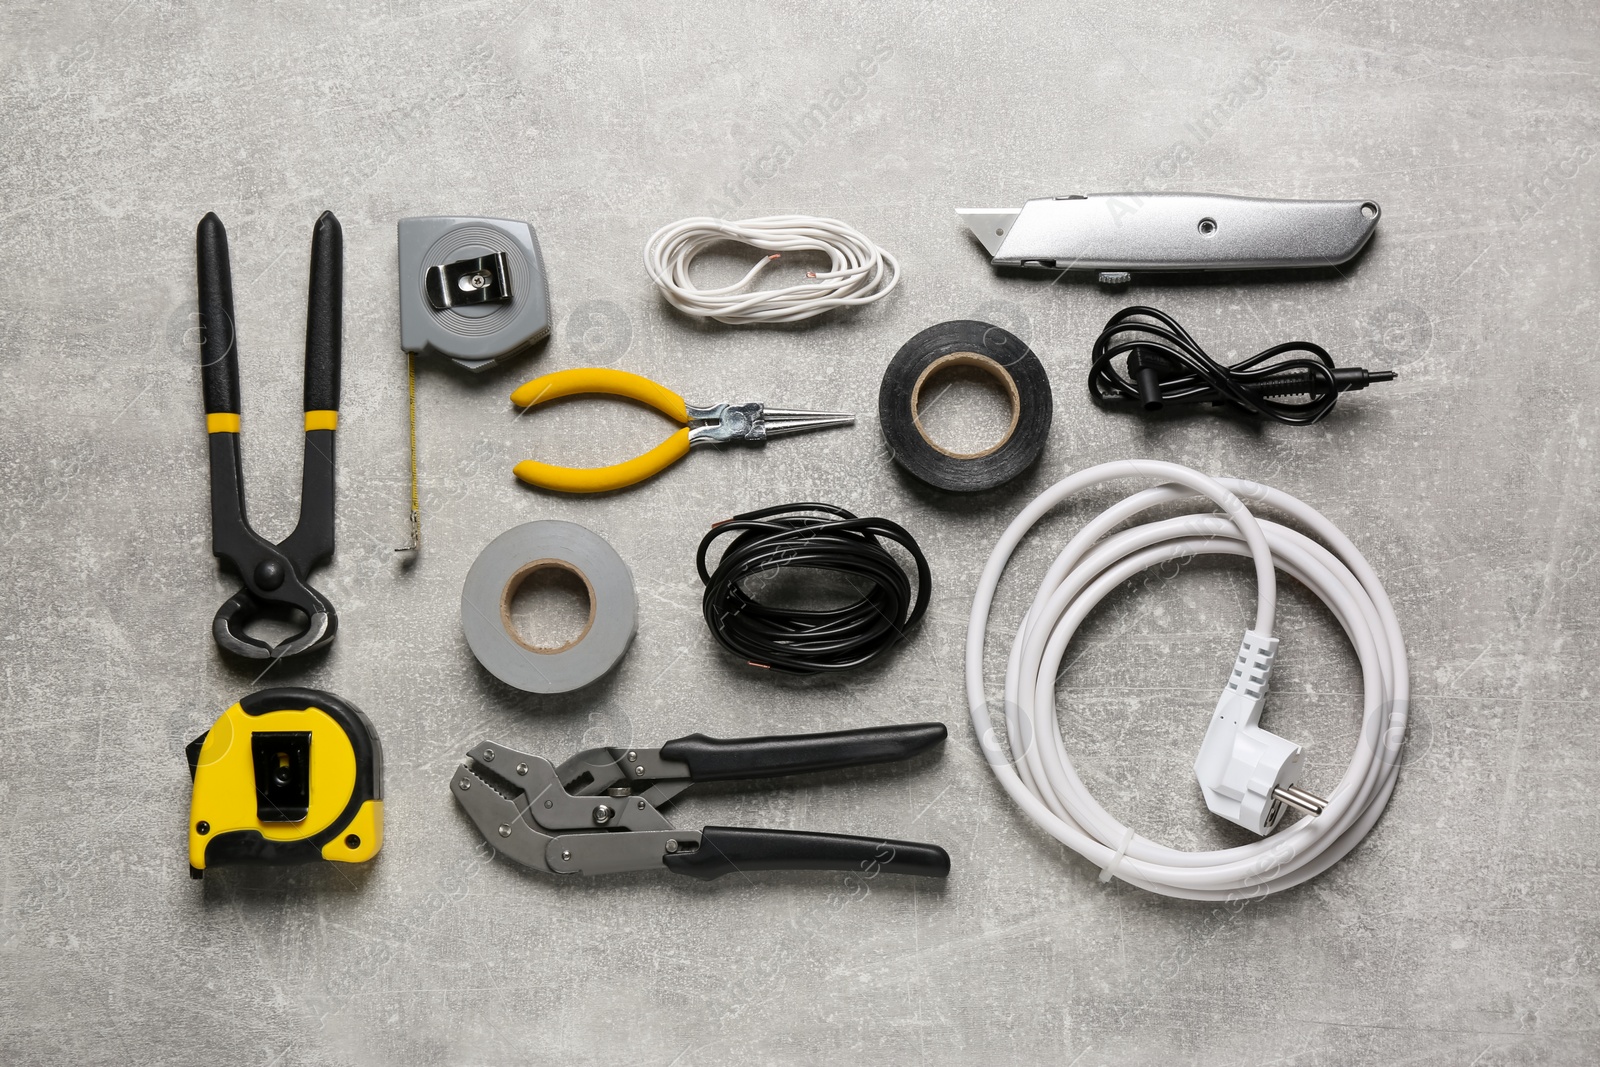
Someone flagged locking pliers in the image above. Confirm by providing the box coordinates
[452,723,951,879]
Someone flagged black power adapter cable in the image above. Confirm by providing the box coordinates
[696,503,931,675]
[1087,306,1396,425]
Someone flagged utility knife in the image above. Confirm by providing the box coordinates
[959,192,1380,283]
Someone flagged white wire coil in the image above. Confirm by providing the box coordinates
[643,215,900,324]
[964,460,1409,900]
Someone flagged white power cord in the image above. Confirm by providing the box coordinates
[643,215,900,324]
[965,460,1409,900]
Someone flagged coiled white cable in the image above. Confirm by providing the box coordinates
[643,215,899,324]
[965,460,1409,900]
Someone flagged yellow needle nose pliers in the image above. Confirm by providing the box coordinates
[509,368,854,493]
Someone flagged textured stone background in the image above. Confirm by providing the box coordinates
[2,2,1597,1064]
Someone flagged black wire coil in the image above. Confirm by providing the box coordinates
[1088,305,1346,425]
[696,503,931,675]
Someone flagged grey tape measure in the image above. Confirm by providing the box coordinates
[394,217,554,557]
[397,216,550,373]
[878,320,1053,492]
[461,521,637,693]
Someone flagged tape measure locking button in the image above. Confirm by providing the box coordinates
[185,687,384,878]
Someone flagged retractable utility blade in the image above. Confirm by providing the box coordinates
[959,192,1380,283]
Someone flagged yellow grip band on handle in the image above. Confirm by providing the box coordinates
[513,428,692,493]
[206,413,240,434]
[510,367,689,422]
[304,409,338,431]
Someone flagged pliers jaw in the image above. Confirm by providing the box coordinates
[452,742,681,874]
[212,585,336,659]
[452,751,562,873]
[685,402,855,447]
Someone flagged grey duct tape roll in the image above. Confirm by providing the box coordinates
[878,320,1053,492]
[461,520,637,693]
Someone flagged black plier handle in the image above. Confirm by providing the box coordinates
[196,211,342,659]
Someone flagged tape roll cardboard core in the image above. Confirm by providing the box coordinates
[910,351,1023,459]
[500,559,597,654]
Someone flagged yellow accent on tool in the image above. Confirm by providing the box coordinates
[323,799,383,861]
[509,367,854,494]
[304,409,339,432]
[206,412,240,434]
[510,367,690,420]
[515,431,693,494]
[185,688,384,877]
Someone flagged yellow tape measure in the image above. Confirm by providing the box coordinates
[185,688,383,878]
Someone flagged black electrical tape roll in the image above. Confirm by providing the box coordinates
[878,320,1053,492]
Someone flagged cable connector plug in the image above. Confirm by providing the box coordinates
[1194,630,1327,835]
[1087,306,1398,425]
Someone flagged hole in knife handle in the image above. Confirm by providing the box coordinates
[1197,217,1217,237]
[1361,202,1379,219]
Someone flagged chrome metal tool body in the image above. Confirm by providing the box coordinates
[960,193,1380,283]
[452,723,951,879]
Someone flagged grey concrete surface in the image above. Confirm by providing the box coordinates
[2,2,1597,1064]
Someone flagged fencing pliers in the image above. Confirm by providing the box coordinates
[452,722,951,879]
[196,211,342,659]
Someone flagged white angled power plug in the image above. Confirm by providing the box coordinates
[967,461,1410,899]
[1194,630,1327,835]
